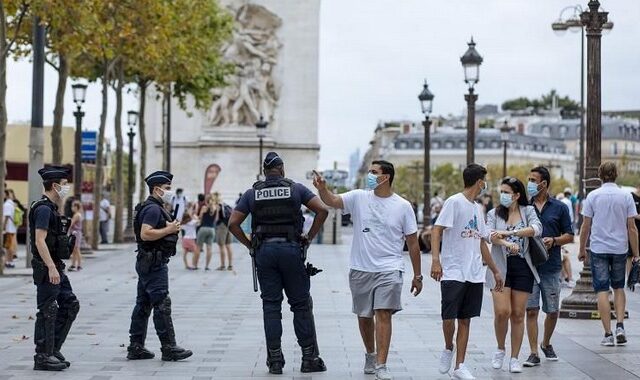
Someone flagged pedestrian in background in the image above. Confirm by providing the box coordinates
[171,188,188,224]
[431,163,502,380]
[68,201,84,271]
[212,192,234,270]
[99,194,111,244]
[485,177,542,373]
[3,189,17,268]
[194,194,216,270]
[579,162,639,346]
[523,166,574,367]
[181,203,198,270]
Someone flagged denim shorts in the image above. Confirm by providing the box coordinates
[590,252,626,292]
[527,271,560,314]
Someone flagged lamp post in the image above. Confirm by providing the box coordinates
[551,4,613,216]
[71,83,87,197]
[123,111,138,241]
[256,116,268,180]
[560,0,614,320]
[460,38,483,165]
[418,80,434,230]
[500,121,514,178]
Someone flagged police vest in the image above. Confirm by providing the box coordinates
[28,197,72,263]
[252,178,300,240]
[133,197,178,255]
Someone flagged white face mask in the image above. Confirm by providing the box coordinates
[159,188,173,204]
[55,184,71,199]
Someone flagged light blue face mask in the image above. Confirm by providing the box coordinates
[500,192,514,207]
[366,173,381,190]
[527,181,539,197]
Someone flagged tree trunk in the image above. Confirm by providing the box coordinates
[138,80,148,204]
[92,64,109,249]
[51,54,68,165]
[112,62,124,243]
[0,4,8,274]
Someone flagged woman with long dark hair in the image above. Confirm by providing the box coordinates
[485,177,542,373]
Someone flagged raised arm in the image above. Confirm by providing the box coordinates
[312,171,344,209]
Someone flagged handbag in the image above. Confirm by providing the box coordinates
[524,206,548,266]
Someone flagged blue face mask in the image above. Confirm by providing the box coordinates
[500,192,514,208]
[527,181,540,197]
[366,173,382,190]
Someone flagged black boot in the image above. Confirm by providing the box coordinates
[53,350,71,368]
[33,353,67,371]
[127,342,155,360]
[300,344,326,373]
[160,344,193,361]
[156,297,192,361]
[266,347,285,374]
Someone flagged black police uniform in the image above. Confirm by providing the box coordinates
[30,166,79,371]
[236,152,325,374]
[127,171,192,361]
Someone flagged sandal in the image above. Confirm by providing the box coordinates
[68,266,76,271]
[227,265,233,271]
[216,266,225,271]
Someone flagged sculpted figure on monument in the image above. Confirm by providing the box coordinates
[209,3,282,127]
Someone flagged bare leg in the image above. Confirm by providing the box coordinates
[613,289,625,324]
[509,290,529,359]
[183,249,189,268]
[455,319,471,369]
[205,245,213,269]
[217,244,225,267]
[192,246,200,268]
[443,319,455,350]
[374,310,392,365]
[597,291,612,333]
[226,244,233,267]
[541,312,559,347]
[526,309,539,355]
[358,317,375,354]
[492,289,511,351]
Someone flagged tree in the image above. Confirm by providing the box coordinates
[485,163,573,198]
[394,161,423,205]
[432,163,463,198]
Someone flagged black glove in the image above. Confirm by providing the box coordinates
[628,259,639,291]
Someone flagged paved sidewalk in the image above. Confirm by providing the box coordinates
[1,232,640,379]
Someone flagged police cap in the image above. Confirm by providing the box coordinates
[263,152,283,169]
[38,165,71,181]
[145,171,173,187]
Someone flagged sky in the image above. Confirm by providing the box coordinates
[6,0,640,171]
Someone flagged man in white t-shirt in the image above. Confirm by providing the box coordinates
[3,190,17,268]
[170,188,188,223]
[431,164,503,380]
[314,160,422,380]
[579,162,639,346]
[99,195,111,244]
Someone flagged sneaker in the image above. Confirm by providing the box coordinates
[601,334,615,347]
[491,350,505,369]
[616,327,627,346]
[438,347,454,374]
[522,353,540,367]
[452,363,475,380]
[374,364,392,380]
[509,358,522,373]
[364,352,376,374]
[540,344,558,361]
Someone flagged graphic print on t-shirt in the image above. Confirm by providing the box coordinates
[362,200,387,235]
[460,214,482,239]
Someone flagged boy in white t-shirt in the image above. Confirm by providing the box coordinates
[431,164,503,380]
[314,160,423,380]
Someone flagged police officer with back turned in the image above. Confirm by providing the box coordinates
[127,171,192,361]
[30,166,79,371]
[229,152,329,375]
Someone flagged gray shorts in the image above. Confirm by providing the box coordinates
[196,227,215,248]
[349,269,403,318]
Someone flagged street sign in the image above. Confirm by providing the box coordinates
[81,130,97,161]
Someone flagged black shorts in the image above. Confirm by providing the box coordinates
[505,256,535,293]
[441,280,483,320]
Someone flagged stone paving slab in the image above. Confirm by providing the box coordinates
[1,232,640,379]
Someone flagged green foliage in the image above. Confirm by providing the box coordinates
[394,162,423,204]
[479,118,495,129]
[502,89,579,113]
[485,163,573,198]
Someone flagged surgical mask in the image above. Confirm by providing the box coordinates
[500,193,514,208]
[479,180,488,196]
[55,184,71,199]
[159,189,173,204]
[527,181,540,197]
[366,173,384,190]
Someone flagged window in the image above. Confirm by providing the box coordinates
[432,141,440,149]
[413,141,422,149]
[542,126,551,137]
[399,141,408,149]
[459,141,466,149]
[611,142,617,156]
[444,141,454,149]
[490,141,500,149]
[477,141,486,148]
[559,126,568,138]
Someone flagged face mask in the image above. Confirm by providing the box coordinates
[479,180,488,196]
[55,184,71,199]
[500,193,514,208]
[527,181,540,197]
[159,189,173,204]
[366,173,385,190]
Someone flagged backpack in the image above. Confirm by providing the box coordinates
[220,203,233,225]
[13,203,24,226]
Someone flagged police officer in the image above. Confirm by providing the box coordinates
[228,152,329,374]
[127,171,192,361]
[30,166,80,371]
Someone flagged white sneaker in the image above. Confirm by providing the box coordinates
[509,357,522,373]
[452,363,476,380]
[491,350,505,369]
[601,334,615,346]
[375,364,392,380]
[438,347,455,374]
[364,352,376,374]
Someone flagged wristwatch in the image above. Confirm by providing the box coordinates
[414,275,423,282]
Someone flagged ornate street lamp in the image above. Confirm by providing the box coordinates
[418,80,434,231]
[499,120,514,178]
[256,116,268,180]
[71,83,87,197]
[123,111,138,241]
[460,37,483,165]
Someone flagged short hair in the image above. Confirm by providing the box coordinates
[43,179,62,191]
[176,188,184,193]
[598,161,618,183]
[4,189,9,198]
[462,164,487,188]
[197,193,205,202]
[530,166,551,187]
[371,160,395,185]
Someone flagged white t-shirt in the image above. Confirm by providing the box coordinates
[3,199,16,233]
[182,219,197,240]
[582,183,637,254]
[99,199,111,222]
[435,193,488,283]
[341,189,417,272]
[171,195,188,222]
[302,213,313,235]
[561,197,574,223]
